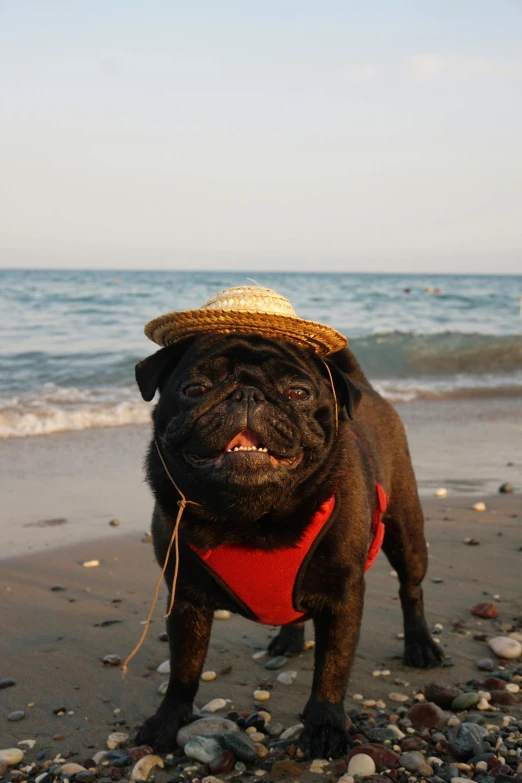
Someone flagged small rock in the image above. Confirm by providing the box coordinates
[347,745,400,771]
[267,722,285,738]
[477,658,495,671]
[129,754,163,782]
[498,483,514,494]
[17,740,36,749]
[252,650,267,660]
[208,750,235,775]
[432,577,444,583]
[157,681,168,695]
[201,698,228,713]
[424,683,462,710]
[184,736,223,764]
[213,610,230,620]
[452,693,480,711]
[464,538,480,546]
[102,654,121,666]
[7,711,25,722]
[0,679,15,689]
[472,502,486,512]
[157,660,170,674]
[127,747,154,762]
[245,712,267,731]
[472,603,498,619]
[107,733,129,749]
[488,689,519,706]
[265,656,288,670]
[201,671,217,682]
[347,753,376,777]
[0,749,24,766]
[82,560,100,568]
[176,718,239,746]
[253,689,270,701]
[338,777,355,783]
[407,702,448,730]
[488,636,522,659]
[50,585,67,592]
[400,751,426,772]
[58,764,88,775]
[435,488,447,498]
[389,692,409,703]
[449,723,488,760]
[159,632,168,642]
[366,727,397,744]
[109,519,120,526]
[222,732,257,763]
[0,761,8,778]
[280,724,303,740]
[276,670,297,685]
[505,682,520,693]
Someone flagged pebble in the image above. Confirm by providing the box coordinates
[50,585,67,591]
[157,681,168,695]
[0,761,8,778]
[157,660,170,674]
[407,701,448,729]
[280,724,304,740]
[451,692,480,711]
[338,776,355,783]
[58,764,88,775]
[450,777,471,783]
[435,488,447,497]
[389,692,409,703]
[7,711,25,722]
[464,538,480,545]
[477,657,495,671]
[505,682,520,693]
[276,670,297,685]
[222,732,257,763]
[176,717,239,746]
[498,482,514,493]
[400,751,427,772]
[253,689,270,701]
[265,656,288,670]
[472,602,498,619]
[184,736,223,764]
[0,749,24,766]
[202,698,229,713]
[449,723,488,760]
[107,732,129,749]
[17,740,35,749]
[472,502,486,512]
[102,654,121,666]
[0,679,15,689]
[129,755,163,782]
[488,636,522,659]
[201,670,217,682]
[366,727,397,743]
[347,753,376,777]
[82,560,100,567]
[109,519,120,526]
[424,683,462,709]
[214,610,230,620]
[252,650,267,660]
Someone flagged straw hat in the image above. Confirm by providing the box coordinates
[144,286,347,355]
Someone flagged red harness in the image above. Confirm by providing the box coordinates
[189,481,388,627]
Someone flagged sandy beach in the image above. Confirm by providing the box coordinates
[1,396,521,779]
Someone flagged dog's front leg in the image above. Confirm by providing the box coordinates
[135,601,213,751]
[300,576,364,759]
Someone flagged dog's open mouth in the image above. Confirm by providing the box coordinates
[185,429,302,469]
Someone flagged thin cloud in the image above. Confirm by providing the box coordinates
[342,64,380,82]
[409,54,522,81]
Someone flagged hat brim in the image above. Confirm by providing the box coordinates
[144,309,347,356]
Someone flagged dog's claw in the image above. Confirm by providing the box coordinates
[403,635,445,668]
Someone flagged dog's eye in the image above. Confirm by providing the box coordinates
[286,388,310,401]
[184,384,208,398]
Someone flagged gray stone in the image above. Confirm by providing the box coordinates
[265,656,288,670]
[184,736,223,764]
[366,727,397,744]
[222,732,257,763]
[449,723,488,760]
[499,483,514,493]
[176,717,239,747]
[400,751,427,772]
[8,710,25,721]
[451,692,480,711]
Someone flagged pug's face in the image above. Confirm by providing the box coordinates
[137,334,360,522]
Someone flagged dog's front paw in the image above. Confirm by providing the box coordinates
[300,701,349,759]
[268,623,305,656]
[403,630,445,668]
[135,706,189,752]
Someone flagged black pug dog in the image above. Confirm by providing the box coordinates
[134,333,443,758]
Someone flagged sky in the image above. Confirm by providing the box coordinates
[0,1,521,274]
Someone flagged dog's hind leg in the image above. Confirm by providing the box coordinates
[268,622,305,655]
[381,485,444,668]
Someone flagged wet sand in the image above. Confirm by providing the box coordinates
[2,493,521,757]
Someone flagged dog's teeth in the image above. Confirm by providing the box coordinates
[233,446,240,451]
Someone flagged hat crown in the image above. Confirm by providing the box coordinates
[203,286,296,317]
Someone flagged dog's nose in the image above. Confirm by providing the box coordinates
[229,386,266,404]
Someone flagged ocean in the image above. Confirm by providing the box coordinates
[1,269,521,439]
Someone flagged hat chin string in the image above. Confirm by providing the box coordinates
[321,360,339,437]
[121,439,200,676]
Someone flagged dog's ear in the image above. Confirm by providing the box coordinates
[135,339,193,402]
[322,354,363,420]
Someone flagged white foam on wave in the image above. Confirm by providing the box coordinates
[0,384,151,439]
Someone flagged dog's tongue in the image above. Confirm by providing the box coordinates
[226,429,261,450]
